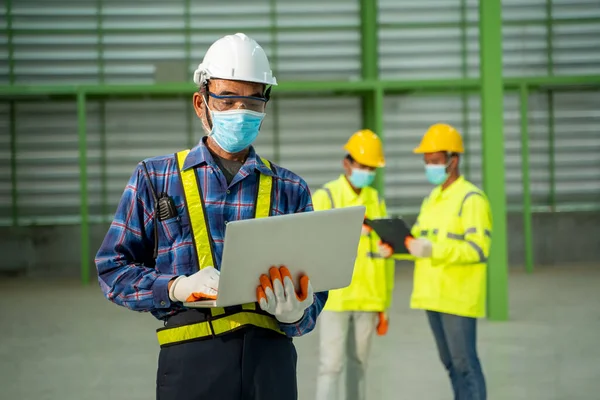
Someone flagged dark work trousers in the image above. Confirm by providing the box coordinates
[156,327,298,400]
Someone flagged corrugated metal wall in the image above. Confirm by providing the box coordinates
[0,0,599,224]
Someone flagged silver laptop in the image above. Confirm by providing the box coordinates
[183,206,366,308]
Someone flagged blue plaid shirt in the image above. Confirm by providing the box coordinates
[95,138,328,337]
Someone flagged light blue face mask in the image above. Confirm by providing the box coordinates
[425,164,449,185]
[349,168,376,188]
[209,109,266,153]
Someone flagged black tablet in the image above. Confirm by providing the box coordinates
[364,217,413,254]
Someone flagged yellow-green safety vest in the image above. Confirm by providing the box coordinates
[312,175,395,312]
[156,149,284,347]
[410,176,492,318]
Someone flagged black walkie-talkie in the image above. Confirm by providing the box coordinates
[141,162,178,259]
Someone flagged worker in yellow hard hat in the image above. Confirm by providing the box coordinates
[380,123,491,400]
[313,129,395,400]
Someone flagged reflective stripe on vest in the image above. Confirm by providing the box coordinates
[157,149,282,347]
[156,310,283,347]
[323,185,384,261]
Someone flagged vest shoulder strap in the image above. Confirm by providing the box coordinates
[322,187,335,209]
[176,149,216,270]
[255,158,273,219]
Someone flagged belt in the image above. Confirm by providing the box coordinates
[157,304,284,347]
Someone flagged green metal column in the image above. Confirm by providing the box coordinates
[97,0,108,221]
[519,84,534,273]
[184,0,195,149]
[78,91,91,285]
[460,0,471,179]
[546,0,556,210]
[359,0,384,195]
[269,0,281,164]
[7,0,18,226]
[479,0,509,321]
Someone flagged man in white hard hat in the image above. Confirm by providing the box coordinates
[96,33,328,400]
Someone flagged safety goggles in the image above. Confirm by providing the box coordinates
[207,92,268,112]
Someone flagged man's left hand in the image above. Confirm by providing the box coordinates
[376,312,389,336]
[405,237,433,258]
[257,266,314,324]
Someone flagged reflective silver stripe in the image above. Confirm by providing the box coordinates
[467,241,487,262]
[458,191,484,217]
[461,227,492,238]
[323,187,335,209]
[367,252,384,259]
[447,231,487,262]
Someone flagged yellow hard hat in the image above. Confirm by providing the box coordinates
[413,123,465,154]
[344,129,386,168]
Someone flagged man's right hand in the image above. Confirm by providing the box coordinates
[377,241,394,258]
[168,267,220,303]
[361,224,373,236]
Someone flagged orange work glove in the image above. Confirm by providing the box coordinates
[168,266,220,303]
[377,312,389,336]
[256,266,315,324]
[361,224,373,236]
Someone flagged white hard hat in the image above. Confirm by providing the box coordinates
[193,33,277,87]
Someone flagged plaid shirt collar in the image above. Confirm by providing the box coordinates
[182,137,275,178]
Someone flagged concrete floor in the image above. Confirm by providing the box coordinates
[1,264,599,400]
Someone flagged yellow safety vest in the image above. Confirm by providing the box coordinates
[156,149,284,347]
[410,176,492,318]
[312,175,395,312]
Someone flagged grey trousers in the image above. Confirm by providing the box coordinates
[316,310,378,400]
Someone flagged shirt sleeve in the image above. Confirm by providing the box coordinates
[95,163,178,313]
[431,193,493,265]
[278,182,329,337]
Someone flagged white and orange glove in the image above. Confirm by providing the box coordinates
[361,224,373,236]
[405,237,433,258]
[377,240,394,258]
[376,312,389,336]
[169,266,220,303]
[257,266,315,324]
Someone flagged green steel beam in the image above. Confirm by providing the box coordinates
[359,0,379,81]
[460,0,471,179]
[77,91,90,285]
[8,25,362,36]
[359,0,384,195]
[6,201,600,229]
[184,0,195,149]
[546,0,556,211]
[97,0,109,222]
[373,87,384,196]
[269,0,281,164]
[9,102,18,226]
[7,0,17,226]
[519,84,534,274]
[8,16,600,37]
[6,0,14,84]
[1,76,600,98]
[547,92,556,210]
[546,0,554,75]
[480,0,509,321]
